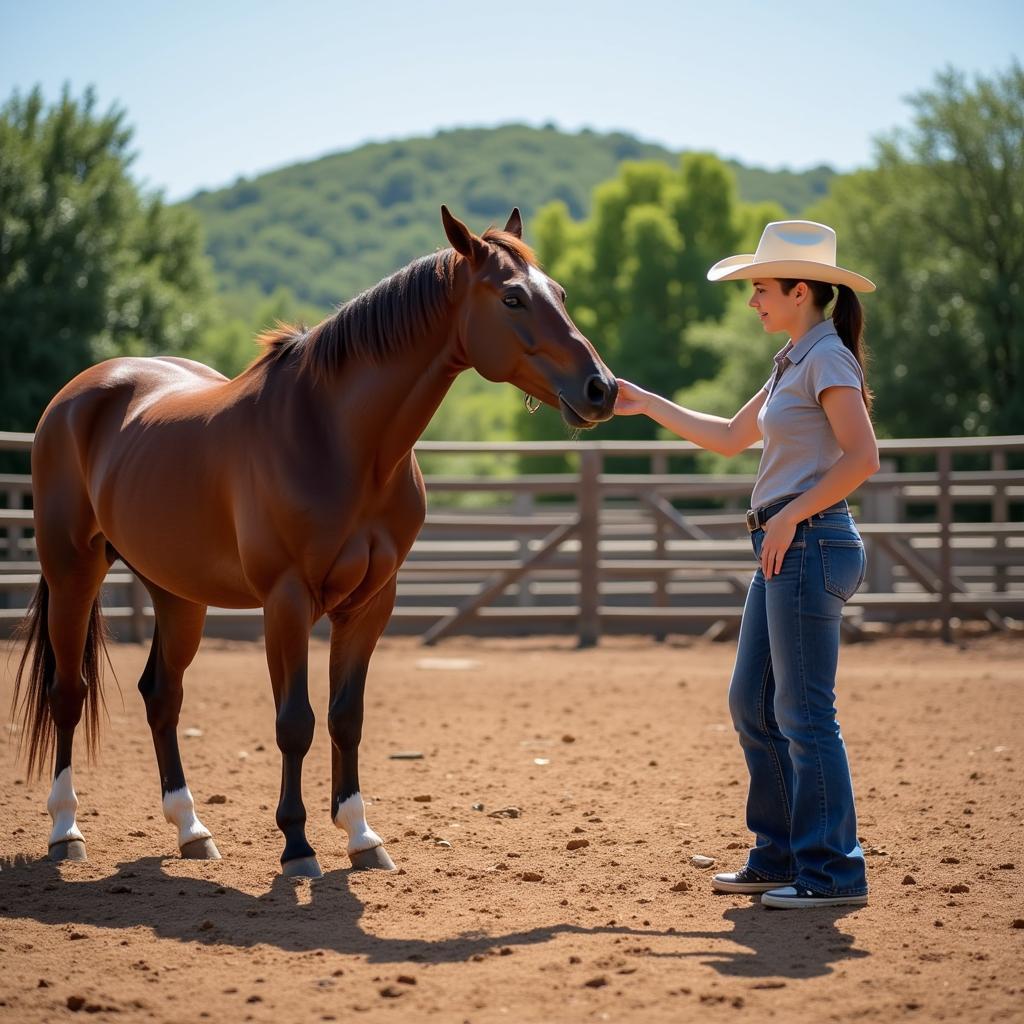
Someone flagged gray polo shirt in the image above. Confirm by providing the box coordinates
[751,319,865,509]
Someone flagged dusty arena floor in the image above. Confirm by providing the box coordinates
[2,632,1023,1023]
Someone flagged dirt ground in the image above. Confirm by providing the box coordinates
[1,631,1022,1024]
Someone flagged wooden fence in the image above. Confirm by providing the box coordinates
[2,432,1022,645]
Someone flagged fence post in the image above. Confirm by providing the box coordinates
[130,573,148,643]
[651,452,668,641]
[861,459,897,618]
[513,492,535,606]
[578,447,601,648]
[992,450,1008,594]
[937,449,953,644]
[6,485,25,561]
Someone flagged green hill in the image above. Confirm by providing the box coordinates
[185,124,835,309]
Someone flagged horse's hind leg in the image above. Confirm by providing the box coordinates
[43,547,112,862]
[137,583,219,859]
[328,584,396,871]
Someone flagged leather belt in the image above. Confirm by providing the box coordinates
[745,497,848,533]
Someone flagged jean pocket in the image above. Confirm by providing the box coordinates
[815,512,855,528]
[819,538,866,600]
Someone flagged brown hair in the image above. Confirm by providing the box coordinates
[779,279,873,411]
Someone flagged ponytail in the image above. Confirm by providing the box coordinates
[779,279,873,411]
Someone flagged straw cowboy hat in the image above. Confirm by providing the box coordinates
[707,220,876,293]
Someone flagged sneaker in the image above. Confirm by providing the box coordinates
[712,866,794,894]
[761,886,868,909]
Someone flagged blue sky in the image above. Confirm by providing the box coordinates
[2,0,1019,200]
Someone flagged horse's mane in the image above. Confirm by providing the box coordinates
[253,229,537,380]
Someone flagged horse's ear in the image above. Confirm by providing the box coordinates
[503,207,523,239]
[441,205,488,266]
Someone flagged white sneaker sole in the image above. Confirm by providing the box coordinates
[761,887,868,908]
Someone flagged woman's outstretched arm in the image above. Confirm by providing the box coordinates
[614,379,766,457]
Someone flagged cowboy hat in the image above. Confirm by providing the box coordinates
[706,220,875,293]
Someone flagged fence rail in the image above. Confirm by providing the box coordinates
[2,432,1022,645]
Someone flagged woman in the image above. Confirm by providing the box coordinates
[615,221,880,908]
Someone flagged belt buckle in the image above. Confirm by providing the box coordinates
[745,508,758,533]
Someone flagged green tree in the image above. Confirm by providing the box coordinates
[0,85,213,430]
[185,124,832,313]
[193,286,323,378]
[520,154,749,449]
[810,62,1024,436]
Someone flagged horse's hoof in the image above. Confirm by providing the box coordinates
[181,837,221,860]
[349,845,396,871]
[49,839,87,862]
[282,855,323,879]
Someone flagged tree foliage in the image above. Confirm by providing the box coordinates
[0,86,213,430]
[809,63,1024,436]
[186,126,834,312]
[519,154,752,446]
[12,70,1018,454]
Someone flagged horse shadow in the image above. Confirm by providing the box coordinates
[0,853,648,964]
[0,854,869,978]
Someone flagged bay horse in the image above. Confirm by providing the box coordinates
[12,206,616,877]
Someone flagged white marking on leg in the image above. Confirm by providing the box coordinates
[47,767,84,847]
[162,786,213,848]
[333,791,383,856]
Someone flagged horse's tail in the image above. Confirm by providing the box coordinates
[11,578,109,779]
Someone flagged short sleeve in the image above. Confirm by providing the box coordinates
[808,343,863,403]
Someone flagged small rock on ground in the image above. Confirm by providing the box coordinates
[488,806,521,818]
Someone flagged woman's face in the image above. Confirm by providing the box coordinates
[748,278,800,334]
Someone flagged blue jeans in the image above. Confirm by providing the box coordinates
[728,499,868,896]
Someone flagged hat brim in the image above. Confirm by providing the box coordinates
[707,255,876,293]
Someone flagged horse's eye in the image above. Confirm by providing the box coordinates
[503,295,521,308]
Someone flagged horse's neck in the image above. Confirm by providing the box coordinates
[317,320,467,481]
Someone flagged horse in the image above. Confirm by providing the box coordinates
[12,206,617,878]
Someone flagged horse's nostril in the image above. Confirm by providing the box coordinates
[584,374,610,405]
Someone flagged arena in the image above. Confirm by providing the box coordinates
[2,631,1021,1023]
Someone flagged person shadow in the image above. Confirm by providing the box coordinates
[654,899,870,979]
[0,854,869,977]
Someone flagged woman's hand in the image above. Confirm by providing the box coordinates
[760,513,797,580]
[614,379,652,416]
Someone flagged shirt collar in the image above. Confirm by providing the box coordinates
[772,341,793,366]
[787,319,837,364]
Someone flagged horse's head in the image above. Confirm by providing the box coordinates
[442,205,617,428]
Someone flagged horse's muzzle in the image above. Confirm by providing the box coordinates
[558,374,617,427]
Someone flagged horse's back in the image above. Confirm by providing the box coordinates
[37,356,228,440]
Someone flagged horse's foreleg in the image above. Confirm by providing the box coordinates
[137,587,218,859]
[328,584,396,871]
[264,579,319,877]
